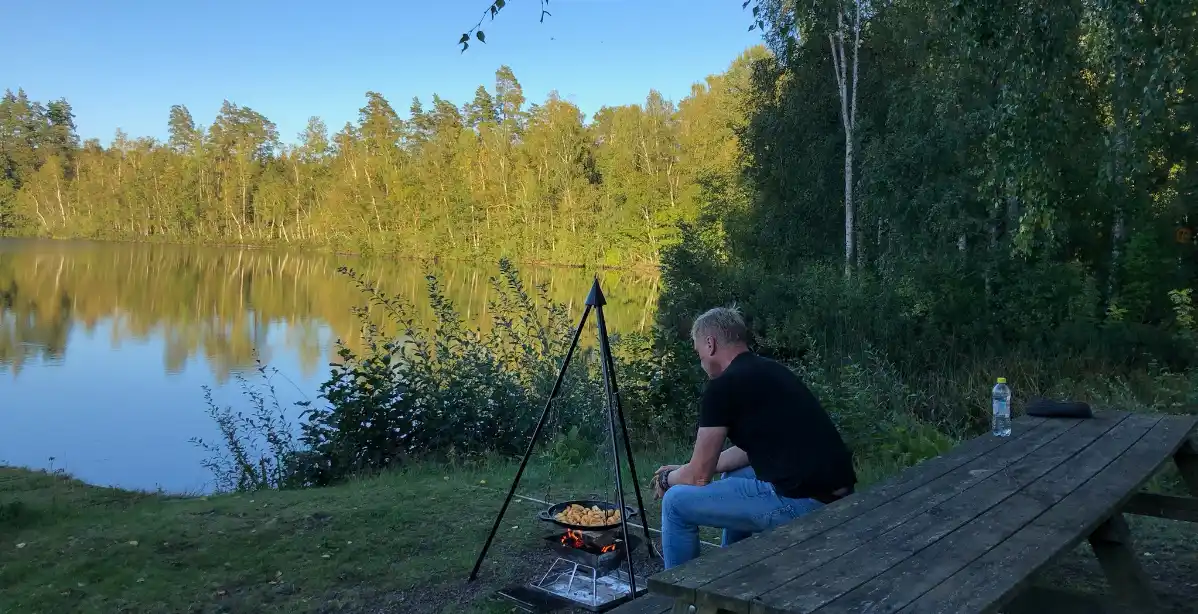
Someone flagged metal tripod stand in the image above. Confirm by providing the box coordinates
[468,278,656,595]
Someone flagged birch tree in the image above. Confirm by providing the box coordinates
[829,1,862,278]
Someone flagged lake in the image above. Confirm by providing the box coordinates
[0,239,657,493]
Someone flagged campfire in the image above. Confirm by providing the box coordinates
[543,528,637,576]
[560,529,618,554]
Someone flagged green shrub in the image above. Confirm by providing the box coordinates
[197,259,625,491]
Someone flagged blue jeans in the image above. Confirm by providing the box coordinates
[660,466,824,569]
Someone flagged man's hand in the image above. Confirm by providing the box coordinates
[651,464,680,499]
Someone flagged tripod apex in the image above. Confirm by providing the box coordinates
[585,277,607,307]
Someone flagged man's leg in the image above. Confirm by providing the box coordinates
[720,466,757,547]
[661,474,820,569]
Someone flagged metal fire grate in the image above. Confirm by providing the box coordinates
[498,558,648,612]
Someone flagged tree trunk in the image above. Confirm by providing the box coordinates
[363,166,383,233]
[32,195,50,229]
[54,172,67,224]
[1106,28,1130,310]
[830,1,862,280]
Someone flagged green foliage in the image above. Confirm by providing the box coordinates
[462,0,542,50]
[189,363,302,492]
[651,0,1198,452]
[190,259,632,490]
[795,350,956,469]
[537,424,592,472]
[0,179,17,233]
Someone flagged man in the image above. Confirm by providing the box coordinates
[652,306,856,569]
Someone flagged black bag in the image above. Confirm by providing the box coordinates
[1026,398,1093,419]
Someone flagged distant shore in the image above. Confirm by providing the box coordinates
[0,235,663,276]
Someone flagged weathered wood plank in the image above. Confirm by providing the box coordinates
[747,413,1132,614]
[608,593,678,614]
[647,417,1049,601]
[1122,492,1198,523]
[804,413,1162,614]
[894,414,1198,614]
[1088,513,1160,612]
[692,417,1084,613]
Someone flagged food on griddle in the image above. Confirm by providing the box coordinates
[554,503,622,527]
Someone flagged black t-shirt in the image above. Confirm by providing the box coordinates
[698,352,856,499]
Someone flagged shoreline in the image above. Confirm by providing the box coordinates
[0,234,664,277]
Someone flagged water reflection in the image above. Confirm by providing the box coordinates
[0,239,656,492]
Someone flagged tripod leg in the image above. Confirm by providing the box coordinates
[595,304,657,558]
[602,369,637,597]
[595,305,638,596]
[468,304,593,581]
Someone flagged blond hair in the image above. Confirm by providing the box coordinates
[691,306,748,345]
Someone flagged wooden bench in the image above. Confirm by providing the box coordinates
[630,411,1198,613]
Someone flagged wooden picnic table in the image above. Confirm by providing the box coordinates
[616,411,1198,614]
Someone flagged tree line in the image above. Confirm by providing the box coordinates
[0,58,762,267]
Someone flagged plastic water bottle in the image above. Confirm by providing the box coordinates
[992,377,1012,437]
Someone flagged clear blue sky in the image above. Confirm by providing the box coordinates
[6,0,763,145]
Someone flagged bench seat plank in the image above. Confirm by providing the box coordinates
[647,418,1048,602]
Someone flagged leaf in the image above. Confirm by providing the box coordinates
[743,0,751,7]
[461,41,470,53]
[748,24,756,31]
[490,5,497,18]
[753,6,759,16]
[476,31,487,43]
[458,33,470,44]
[495,0,505,7]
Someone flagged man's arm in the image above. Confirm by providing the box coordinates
[716,446,750,473]
[669,427,727,487]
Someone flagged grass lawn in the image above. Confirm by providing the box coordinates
[0,450,687,614]
[4,446,1197,613]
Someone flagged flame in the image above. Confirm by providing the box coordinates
[560,529,619,554]
[561,530,585,548]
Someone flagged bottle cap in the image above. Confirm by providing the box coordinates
[997,377,1007,384]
